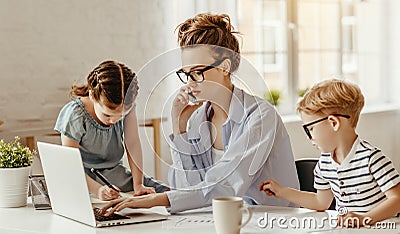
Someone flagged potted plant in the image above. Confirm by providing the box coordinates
[263,89,282,106]
[298,88,309,98]
[0,136,34,207]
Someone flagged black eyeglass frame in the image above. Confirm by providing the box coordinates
[302,114,350,140]
[176,59,225,84]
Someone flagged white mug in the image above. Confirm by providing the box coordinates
[212,197,252,234]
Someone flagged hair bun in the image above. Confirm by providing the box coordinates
[176,13,241,72]
[192,13,234,33]
[214,14,233,32]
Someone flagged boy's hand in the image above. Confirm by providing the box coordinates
[133,184,155,196]
[337,212,371,228]
[259,180,284,198]
[98,185,120,201]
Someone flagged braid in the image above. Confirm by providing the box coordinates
[118,63,125,104]
[70,61,138,109]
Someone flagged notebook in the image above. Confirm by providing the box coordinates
[37,141,168,227]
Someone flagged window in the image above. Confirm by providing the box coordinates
[237,0,387,114]
[237,0,290,110]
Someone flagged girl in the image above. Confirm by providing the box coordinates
[55,60,168,201]
[102,13,299,214]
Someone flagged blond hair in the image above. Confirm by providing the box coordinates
[297,79,364,127]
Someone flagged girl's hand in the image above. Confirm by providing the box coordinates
[98,185,120,201]
[171,85,203,135]
[337,212,370,228]
[133,184,155,196]
[259,180,284,198]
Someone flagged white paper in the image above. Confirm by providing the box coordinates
[162,215,214,229]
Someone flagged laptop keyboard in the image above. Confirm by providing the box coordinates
[93,208,130,222]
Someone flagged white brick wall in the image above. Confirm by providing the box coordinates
[0,0,175,139]
[0,0,177,181]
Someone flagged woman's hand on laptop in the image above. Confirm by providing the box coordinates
[101,193,171,216]
[101,196,148,216]
[98,185,121,201]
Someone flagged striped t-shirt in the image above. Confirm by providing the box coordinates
[314,137,400,213]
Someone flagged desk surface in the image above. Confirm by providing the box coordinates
[0,200,399,234]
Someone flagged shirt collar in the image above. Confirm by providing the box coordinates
[227,86,246,124]
[348,136,360,158]
[332,136,360,167]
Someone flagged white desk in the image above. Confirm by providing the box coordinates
[0,200,399,234]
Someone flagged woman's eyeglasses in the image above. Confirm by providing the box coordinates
[302,114,350,139]
[176,59,225,84]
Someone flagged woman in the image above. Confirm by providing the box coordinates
[102,13,299,214]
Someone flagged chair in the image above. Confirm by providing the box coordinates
[295,158,336,210]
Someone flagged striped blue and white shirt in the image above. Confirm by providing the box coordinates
[314,137,400,213]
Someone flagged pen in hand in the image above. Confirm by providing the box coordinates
[90,168,120,192]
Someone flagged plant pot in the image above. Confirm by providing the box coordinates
[0,166,31,207]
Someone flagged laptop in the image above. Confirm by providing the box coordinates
[36,141,168,227]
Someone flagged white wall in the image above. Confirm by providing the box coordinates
[0,0,178,181]
[0,0,176,141]
[284,108,400,171]
[386,0,400,103]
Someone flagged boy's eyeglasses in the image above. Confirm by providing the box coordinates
[176,59,225,84]
[302,114,350,140]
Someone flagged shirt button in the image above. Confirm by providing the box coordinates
[339,181,344,185]
[341,191,346,196]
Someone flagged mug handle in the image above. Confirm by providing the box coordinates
[239,206,253,228]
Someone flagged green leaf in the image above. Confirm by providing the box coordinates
[0,136,34,168]
[264,89,282,106]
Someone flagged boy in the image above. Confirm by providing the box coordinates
[260,79,400,227]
